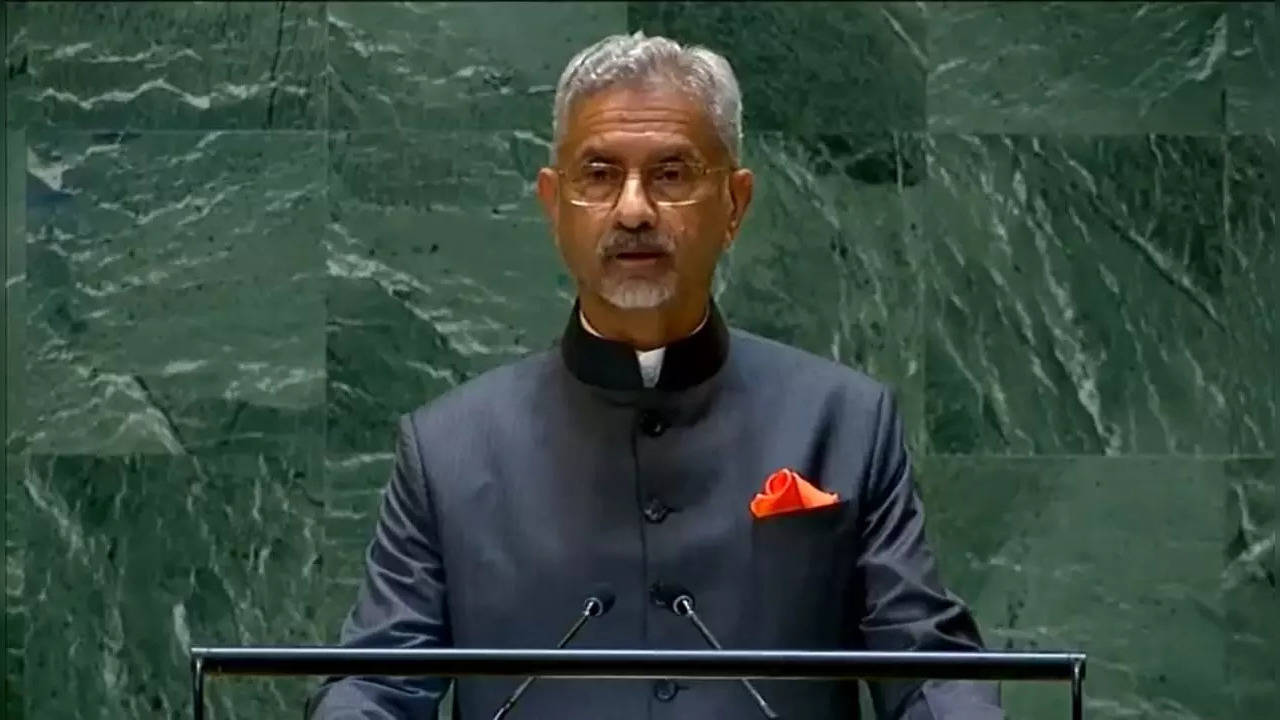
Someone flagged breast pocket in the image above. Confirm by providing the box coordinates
[749,501,853,647]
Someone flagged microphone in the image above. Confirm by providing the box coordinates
[651,583,781,720]
[490,585,616,720]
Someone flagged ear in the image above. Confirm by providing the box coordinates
[723,168,754,249]
[536,167,561,246]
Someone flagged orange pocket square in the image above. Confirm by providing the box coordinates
[750,468,839,519]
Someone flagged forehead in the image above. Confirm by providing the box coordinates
[560,84,722,163]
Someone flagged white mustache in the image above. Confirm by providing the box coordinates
[597,230,676,259]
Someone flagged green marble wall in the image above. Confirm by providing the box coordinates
[2,2,1276,719]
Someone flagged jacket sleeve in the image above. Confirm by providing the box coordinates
[854,389,1003,720]
[306,413,453,719]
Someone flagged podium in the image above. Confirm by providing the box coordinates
[189,646,1086,719]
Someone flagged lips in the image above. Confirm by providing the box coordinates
[613,250,667,260]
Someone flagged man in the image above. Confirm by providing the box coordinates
[308,32,1002,720]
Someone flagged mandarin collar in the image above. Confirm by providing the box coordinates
[559,299,730,392]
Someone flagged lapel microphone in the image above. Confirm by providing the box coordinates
[651,582,782,720]
[489,585,616,720]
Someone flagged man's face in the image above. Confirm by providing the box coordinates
[537,83,753,313]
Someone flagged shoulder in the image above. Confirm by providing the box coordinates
[727,329,907,489]
[402,348,559,436]
[725,328,902,435]
[728,328,890,403]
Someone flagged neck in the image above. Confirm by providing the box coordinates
[579,293,708,351]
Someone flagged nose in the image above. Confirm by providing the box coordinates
[613,170,658,231]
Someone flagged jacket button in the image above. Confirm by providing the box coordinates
[639,411,668,437]
[642,496,670,523]
[653,679,679,702]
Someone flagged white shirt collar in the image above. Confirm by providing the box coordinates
[578,310,708,389]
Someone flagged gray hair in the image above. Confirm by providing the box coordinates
[551,31,743,166]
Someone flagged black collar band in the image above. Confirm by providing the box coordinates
[559,299,730,392]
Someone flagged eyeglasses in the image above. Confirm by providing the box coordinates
[557,161,733,208]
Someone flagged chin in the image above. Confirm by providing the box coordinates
[600,279,678,310]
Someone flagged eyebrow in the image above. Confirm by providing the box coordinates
[575,145,703,164]
[576,147,616,164]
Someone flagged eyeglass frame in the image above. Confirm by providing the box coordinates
[554,160,737,208]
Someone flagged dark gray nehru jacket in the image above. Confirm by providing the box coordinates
[307,301,1003,720]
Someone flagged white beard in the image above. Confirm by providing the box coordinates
[590,228,680,309]
[599,273,677,309]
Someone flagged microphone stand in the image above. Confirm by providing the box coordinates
[670,592,781,720]
[490,593,611,720]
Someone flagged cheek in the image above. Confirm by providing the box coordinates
[560,216,605,263]
[668,216,725,267]
[662,215,702,252]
